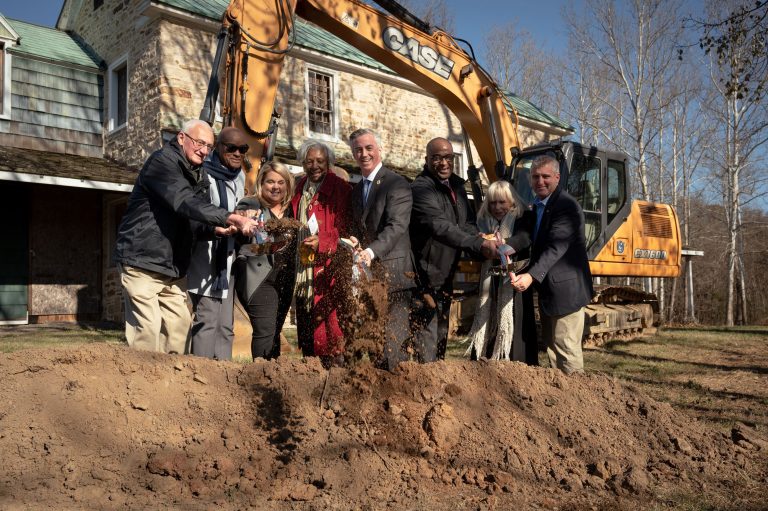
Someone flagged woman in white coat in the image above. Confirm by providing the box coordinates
[467,181,536,362]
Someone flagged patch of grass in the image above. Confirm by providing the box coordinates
[0,323,125,353]
[586,326,768,431]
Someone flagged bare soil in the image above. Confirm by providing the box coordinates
[1,337,766,510]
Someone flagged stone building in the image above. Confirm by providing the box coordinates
[0,0,571,326]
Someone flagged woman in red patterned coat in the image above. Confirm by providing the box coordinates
[291,139,352,367]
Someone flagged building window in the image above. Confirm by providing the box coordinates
[94,0,104,9]
[306,68,338,138]
[108,56,128,132]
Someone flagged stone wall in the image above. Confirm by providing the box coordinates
[67,0,166,167]
[274,57,551,179]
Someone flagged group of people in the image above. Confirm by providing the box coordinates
[114,119,593,374]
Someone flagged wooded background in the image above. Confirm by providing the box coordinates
[402,0,768,326]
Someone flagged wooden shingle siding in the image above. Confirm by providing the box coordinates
[12,96,102,123]
[0,134,103,158]
[12,57,101,85]
[0,55,103,157]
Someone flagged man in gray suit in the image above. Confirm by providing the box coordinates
[348,128,415,370]
[512,154,594,373]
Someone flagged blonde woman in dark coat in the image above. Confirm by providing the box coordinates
[233,162,296,359]
[467,180,536,362]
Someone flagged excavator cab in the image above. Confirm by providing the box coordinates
[509,141,631,260]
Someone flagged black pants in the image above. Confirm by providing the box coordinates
[245,272,280,359]
[376,290,413,370]
[410,288,451,363]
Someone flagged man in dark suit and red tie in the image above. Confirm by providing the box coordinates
[512,154,594,374]
[347,128,416,370]
[409,137,499,363]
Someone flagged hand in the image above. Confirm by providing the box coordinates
[214,225,237,237]
[480,238,501,260]
[227,214,258,236]
[512,273,533,292]
[303,235,319,251]
[348,236,359,248]
[355,248,372,267]
[234,208,260,221]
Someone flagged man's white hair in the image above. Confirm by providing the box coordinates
[181,119,213,136]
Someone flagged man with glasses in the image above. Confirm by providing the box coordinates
[115,119,258,355]
[410,137,499,362]
[187,127,250,360]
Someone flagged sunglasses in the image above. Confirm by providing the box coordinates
[222,143,249,154]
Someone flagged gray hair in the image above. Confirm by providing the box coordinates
[477,180,525,220]
[297,139,335,168]
[181,119,213,136]
[530,154,560,175]
[348,128,383,150]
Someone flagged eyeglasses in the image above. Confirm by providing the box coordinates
[222,143,249,154]
[303,159,327,167]
[430,153,455,164]
[182,132,214,151]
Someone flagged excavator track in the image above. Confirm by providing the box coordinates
[583,285,659,346]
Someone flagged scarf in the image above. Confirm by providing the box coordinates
[203,152,241,291]
[294,177,323,304]
[466,212,518,360]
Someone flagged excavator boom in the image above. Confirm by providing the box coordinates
[209,0,683,344]
[216,0,519,190]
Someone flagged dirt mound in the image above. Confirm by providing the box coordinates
[0,344,764,509]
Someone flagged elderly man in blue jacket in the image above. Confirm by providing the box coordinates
[115,119,257,354]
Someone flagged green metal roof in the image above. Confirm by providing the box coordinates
[504,91,573,131]
[158,0,230,21]
[7,18,101,69]
[154,0,570,130]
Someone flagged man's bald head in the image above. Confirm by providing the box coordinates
[425,137,455,181]
[216,127,249,170]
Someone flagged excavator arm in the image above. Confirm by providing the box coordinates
[209,0,520,190]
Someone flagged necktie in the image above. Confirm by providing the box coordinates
[533,200,545,241]
[442,179,456,203]
[363,179,371,207]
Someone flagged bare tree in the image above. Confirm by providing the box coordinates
[397,0,455,33]
[563,0,687,201]
[482,23,556,109]
[699,0,768,325]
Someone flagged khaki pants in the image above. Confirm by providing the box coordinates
[541,307,585,374]
[119,264,191,353]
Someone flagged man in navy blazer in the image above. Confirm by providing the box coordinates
[348,128,416,370]
[512,154,593,373]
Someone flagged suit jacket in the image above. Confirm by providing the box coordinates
[349,166,415,293]
[528,187,594,316]
[410,168,482,292]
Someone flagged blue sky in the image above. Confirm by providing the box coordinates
[1,0,572,56]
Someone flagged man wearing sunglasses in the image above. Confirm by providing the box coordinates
[187,127,250,360]
[410,137,500,363]
[115,119,258,355]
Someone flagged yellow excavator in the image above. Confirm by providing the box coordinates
[200,0,681,342]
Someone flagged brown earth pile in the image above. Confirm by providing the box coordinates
[0,344,765,510]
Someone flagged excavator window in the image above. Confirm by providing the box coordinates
[607,159,627,223]
[567,153,601,248]
[510,158,535,205]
